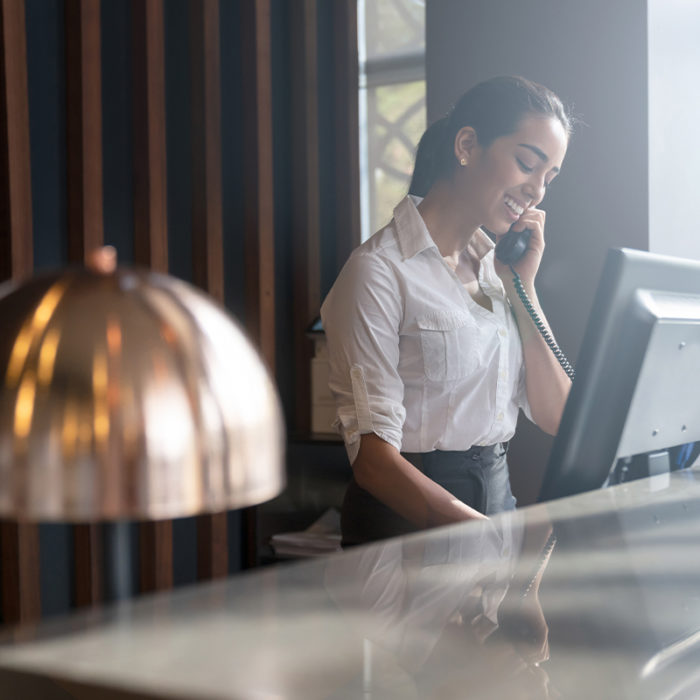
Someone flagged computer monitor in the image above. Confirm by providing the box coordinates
[539,247,700,502]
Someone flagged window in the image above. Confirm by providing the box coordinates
[358,0,426,241]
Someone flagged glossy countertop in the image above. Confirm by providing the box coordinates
[2,469,700,699]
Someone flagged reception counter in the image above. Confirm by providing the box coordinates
[1,468,700,698]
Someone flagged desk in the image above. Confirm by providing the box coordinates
[1,469,700,698]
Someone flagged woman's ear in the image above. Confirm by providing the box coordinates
[454,126,478,166]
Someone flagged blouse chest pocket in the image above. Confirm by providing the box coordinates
[417,311,480,382]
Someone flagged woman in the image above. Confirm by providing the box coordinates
[320,75,574,545]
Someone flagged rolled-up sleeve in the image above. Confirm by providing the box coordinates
[320,252,406,463]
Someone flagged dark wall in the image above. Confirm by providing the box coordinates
[26,0,67,268]
[426,0,650,503]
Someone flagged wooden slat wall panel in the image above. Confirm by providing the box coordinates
[64,0,104,609]
[196,513,227,581]
[132,0,168,274]
[189,0,223,301]
[0,0,361,613]
[73,524,101,607]
[132,0,173,593]
[0,0,32,279]
[240,0,275,369]
[332,0,360,269]
[290,0,320,435]
[0,0,40,625]
[0,523,40,623]
[65,0,103,264]
[139,521,172,593]
[239,0,275,568]
[189,0,228,580]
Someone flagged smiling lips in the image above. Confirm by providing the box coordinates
[504,195,526,220]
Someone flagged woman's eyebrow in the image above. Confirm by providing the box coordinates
[518,143,560,173]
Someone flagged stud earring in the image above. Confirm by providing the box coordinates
[460,157,467,166]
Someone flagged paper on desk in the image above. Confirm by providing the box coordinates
[270,508,342,557]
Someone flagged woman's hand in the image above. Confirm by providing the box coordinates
[353,433,489,528]
[493,207,546,286]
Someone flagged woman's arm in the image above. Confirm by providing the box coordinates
[353,433,488,527]
[503,275,571,435]
[493,208,571,436]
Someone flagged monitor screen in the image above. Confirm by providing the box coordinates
[539,247,700,502]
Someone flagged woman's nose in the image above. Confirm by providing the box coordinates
[523,176,546,205]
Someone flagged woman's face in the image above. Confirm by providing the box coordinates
[462,114,568,234]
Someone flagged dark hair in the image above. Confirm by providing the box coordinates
[409,75,573,197]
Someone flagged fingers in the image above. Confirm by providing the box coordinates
[515,209,546,264]
[493,207,547,283]
[515,208,546,242]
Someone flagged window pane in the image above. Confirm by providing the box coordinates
[363,0,425,60]
[368,80,426,233]
[358,0,425,240]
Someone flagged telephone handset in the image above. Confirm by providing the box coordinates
[495,225,576,379]
[495,226,532,265]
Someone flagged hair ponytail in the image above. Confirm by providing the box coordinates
[408,116,449,197]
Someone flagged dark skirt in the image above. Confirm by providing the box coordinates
[340,443,516,547]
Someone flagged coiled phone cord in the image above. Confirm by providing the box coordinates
[505,265,565,598]
[520,531,558,598]
[510,266,576,381]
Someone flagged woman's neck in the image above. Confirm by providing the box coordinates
[416,180,481,259]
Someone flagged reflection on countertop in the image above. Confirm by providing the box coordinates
[324,512,555,698]
[1,468,700,699]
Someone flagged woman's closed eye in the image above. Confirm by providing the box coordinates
[516,158,535,174]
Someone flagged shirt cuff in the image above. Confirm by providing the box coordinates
[335,364,404,464]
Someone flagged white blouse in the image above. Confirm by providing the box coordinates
[320,195,532,464]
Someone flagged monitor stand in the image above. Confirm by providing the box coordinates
[611,450,671,485]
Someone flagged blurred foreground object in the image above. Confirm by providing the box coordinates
[0,251,285,521]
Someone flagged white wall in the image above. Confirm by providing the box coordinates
[649,0,700,260]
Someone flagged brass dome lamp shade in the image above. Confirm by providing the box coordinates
[0,252,286,522]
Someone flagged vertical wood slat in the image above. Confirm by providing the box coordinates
[65,0,103,263]
[138,521,172,593]
[290,0,320,435]
[0,0,40,625]
[132,0,168,274]
[190,0,228,580]
[189,0,223,301]
[64,0,104,608]
[196,513,228,582]
[0,0,33,279]
[132,0,173,592]
[240,0,275,568]
[73,523,101,607]
[332,0,360,269]
[0,522,40,623]
[240,0,275,369]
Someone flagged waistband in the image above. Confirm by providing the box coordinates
[402,442,508,471]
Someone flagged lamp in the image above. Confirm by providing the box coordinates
[0,249,285,596]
